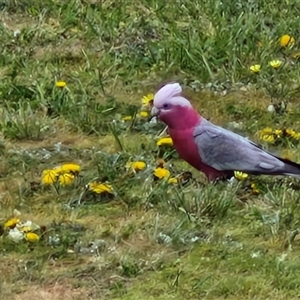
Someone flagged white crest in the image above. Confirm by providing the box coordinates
[154,83,192,108]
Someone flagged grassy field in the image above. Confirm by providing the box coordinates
[2,1,300,299]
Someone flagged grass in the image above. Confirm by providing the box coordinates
[1,0,300,299]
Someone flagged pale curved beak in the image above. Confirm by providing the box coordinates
[151,106,160,117]
[148,106,160,123]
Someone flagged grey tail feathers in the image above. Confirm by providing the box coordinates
[277,156,300,178]
[247,155,300,178]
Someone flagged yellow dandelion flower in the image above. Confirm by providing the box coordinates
[285,128,296,137]
[154,167,171,179]
[262,135,275,143]
[269,60,282,69]
[54,163,81,174]
[250,64,261,73]
[285,129,300,140]
[251,183,259,195]
[168,177,178,184]
[280,34,295,47]
[293,132,300,140]
[126,161,147,172]
[42,169,59,185]
[89,182,113,194]
[234,171,249,181]
[156,137,173,147]
[61,163,81,173]
[122,116,133,121]
[59,173,75,185]
[274,129,283,136]
[259,128,275,143]
[25,232,40,242]
[259,127,273,135]
[140,111,149,118]
[55,81,66,88]
[142,93,154,105]
[4,218,20,229]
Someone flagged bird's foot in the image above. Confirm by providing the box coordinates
[212,177,228,184]
[210,171,235,184]
[205,167,235,184]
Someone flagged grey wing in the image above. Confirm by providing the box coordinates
[193,120,285,173]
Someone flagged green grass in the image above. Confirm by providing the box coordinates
[1,1,300,299]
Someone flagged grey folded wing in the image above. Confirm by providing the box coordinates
[193,120,285,173]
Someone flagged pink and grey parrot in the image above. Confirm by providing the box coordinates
[151,82,300,181]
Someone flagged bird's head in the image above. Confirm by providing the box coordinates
[151,83,200,129]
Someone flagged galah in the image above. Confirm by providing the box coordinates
[151,82,300,181]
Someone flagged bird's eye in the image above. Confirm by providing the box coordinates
[163,103,169,108]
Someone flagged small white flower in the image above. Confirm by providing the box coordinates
[8,228,24,243]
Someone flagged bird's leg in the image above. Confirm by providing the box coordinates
[211,173,233,184]
[212,177,225,185]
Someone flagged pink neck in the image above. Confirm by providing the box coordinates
[160,106,201,129]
